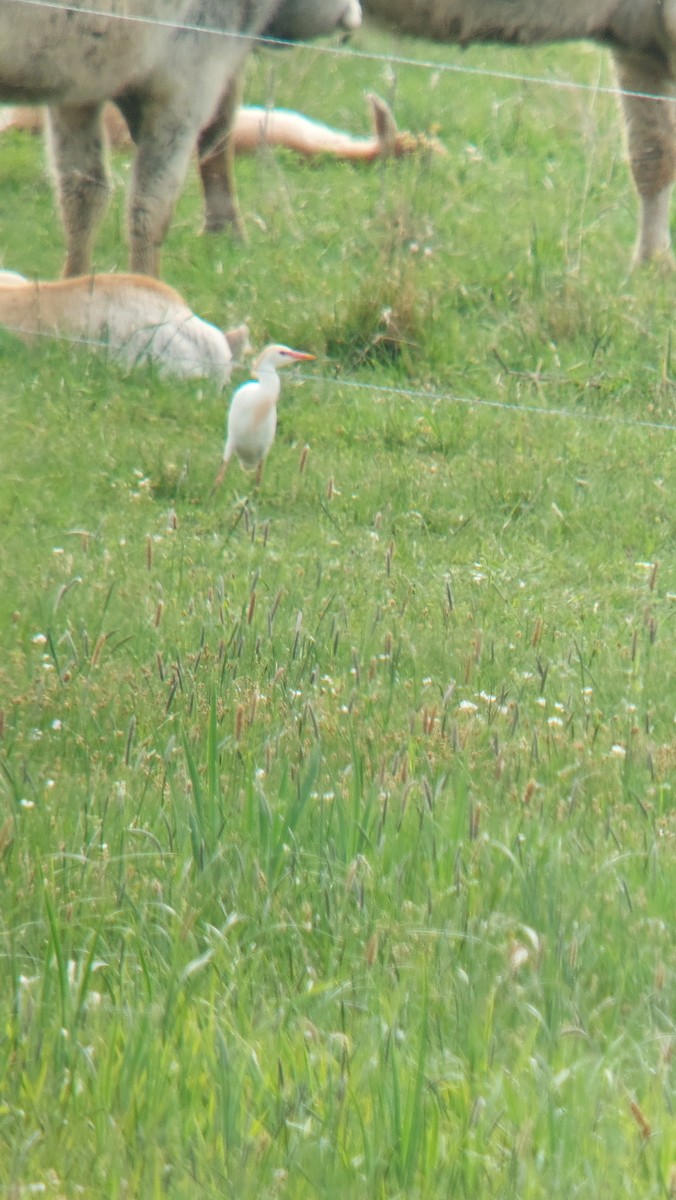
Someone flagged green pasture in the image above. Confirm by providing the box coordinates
[0,20,674,1200]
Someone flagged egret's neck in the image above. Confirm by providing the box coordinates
[253,363,282,403]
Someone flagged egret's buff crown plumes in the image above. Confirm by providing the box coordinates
[213,344,315,489]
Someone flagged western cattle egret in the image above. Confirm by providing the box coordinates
[213,343,315,488]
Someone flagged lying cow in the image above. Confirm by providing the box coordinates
[363,0,676,265]
[0,95,444,236]
[198,92,445,235]
[0,270,250,386]
[0,0,361,277]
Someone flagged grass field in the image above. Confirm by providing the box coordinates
[0,18,674,1200]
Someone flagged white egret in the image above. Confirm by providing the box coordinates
[213,343,315,488]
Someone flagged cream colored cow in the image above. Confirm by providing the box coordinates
[364,0,676,264]
[0,0,360,276]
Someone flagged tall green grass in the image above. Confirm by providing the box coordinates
[0,22,674,1200]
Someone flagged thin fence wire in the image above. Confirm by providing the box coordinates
[3,0,676,437]
[6,0,676,106]
[299,372,676,434]
[1,318,674,435]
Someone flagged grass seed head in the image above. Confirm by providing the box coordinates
[629,1099,652,1141]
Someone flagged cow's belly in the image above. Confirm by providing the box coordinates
[0,2,188,104]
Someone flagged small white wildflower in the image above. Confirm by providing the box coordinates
[610,744,626,759]
[547,716,564,728]
[458,700,478,713]
[508,942,530,971]
[20,799,35,809]
[31,633,47,646]
[51,718,62,731]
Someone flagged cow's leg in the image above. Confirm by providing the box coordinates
[197,76,246,238]
[126,107,202,276]
[613,49,676,266]
[46,104,111,277]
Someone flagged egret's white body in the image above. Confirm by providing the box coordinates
[214,343,314,486]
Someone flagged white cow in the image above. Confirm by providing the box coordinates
[0,270,250,386]
[0,0,361,276]
[363,0,676,264]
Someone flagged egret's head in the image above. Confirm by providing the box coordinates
[254,344,315,374]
